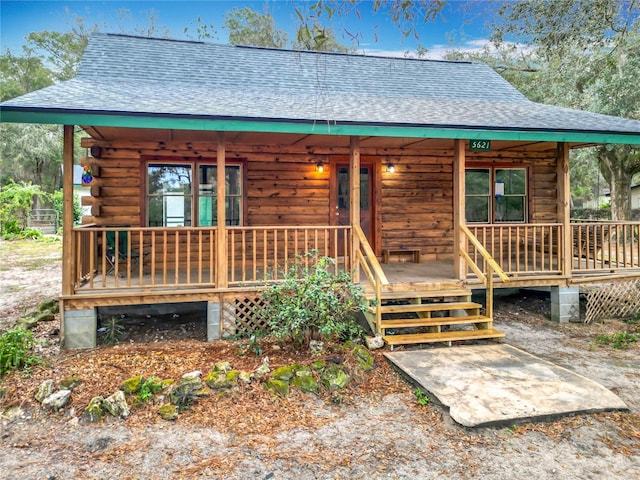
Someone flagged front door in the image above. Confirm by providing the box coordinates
[331,163,375,252]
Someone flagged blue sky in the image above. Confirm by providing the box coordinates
[1,0,498,58]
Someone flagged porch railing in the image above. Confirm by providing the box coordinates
[466,223,563,277]
[572,221,640,273]
[72,225,352,292]
[354,225,389,334]
[460,225,509,319]
[227,225,352,285]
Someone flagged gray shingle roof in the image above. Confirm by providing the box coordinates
[3,33,640,137]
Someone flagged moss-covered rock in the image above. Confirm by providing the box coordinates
[253,357,270,379]
[42,390,71,412]
[214,361,232,372]
[311,360,327,371]
[35,379,55,403]
[60,377,82,390]
[37,298,59,314]
[120,376,144,394]
[204,369,239,390]
[170,378,202,410]
[265,379,290,397]
[271,365,296,382]
[295,365,313,378]
[104,391,130,418]
[84,396,105,423]
[158,403,179,421]
[291,374,319,394]
[17,317,39,330]
[238,371,252,384]
[352,345,375,371]
[34,311,55,322]
[320,366,350,392]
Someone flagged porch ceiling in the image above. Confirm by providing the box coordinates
[83,126,582,153]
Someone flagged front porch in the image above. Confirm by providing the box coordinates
[63,220,640,348]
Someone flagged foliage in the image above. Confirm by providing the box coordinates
[0,180,51,236]
[489,0,640,220]
[138,377,165,402]
[294,0,445,46]
[100,316,125,345]
[293,22,353,52]
[595,332,638,350]
[0,329,41,375]
[413,387,431,406]
[25,15,96,81]
[224,7,288,48]
[0,48,54,101]
[52,190,82,226]
[0,123,63,192]
[255,251,367,347]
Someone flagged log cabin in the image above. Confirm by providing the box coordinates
[2,33,640,348]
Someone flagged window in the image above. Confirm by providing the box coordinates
[147,162,242,227]
[465,168,527,223]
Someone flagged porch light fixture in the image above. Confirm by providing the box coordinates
[316,161,325,173]
[387,162,396,173]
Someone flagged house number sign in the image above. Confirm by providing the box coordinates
[470,139,492,151]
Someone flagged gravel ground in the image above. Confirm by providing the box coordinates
[1,238,639,479]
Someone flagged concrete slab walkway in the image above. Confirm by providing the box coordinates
[385,344,628,428]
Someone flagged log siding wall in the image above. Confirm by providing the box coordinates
[80,137,559,259]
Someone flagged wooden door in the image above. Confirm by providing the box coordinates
[332,164,375,251]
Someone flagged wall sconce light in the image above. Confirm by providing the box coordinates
[316,161,325,173]
[387,162,395,173]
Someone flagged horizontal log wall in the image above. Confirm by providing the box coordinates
[80,137,559,260]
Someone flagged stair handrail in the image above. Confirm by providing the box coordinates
[353,225,388,334]
[460,224,509,320]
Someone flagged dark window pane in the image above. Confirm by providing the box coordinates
[466,197,489,223]
[466,169,490,195]
[496,169,526,195]
[495,196,525,222]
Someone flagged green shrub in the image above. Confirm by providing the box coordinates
[595,332,638,349]
[255,251,366,347]
[0,181,50,237]
[0,329,41,375]
[100,316,125,345]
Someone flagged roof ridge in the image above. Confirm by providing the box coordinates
[94,32,474,65]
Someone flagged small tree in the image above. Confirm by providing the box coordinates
[256,251,366,347]
[0,180,50,236]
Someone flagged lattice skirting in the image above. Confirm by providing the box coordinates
[584,280,640,323]
[220,291,267,338]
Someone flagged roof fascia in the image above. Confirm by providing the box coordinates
[2,109,640,145]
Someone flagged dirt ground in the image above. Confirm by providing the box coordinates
[1,238,639,480]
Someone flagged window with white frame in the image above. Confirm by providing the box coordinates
[465,168,527,223]
[147,162,242,227]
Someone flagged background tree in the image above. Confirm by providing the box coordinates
[0,48,54,101]
[488,0,640,220]
[224,7,288,48]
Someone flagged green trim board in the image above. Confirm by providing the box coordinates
[2,108,640,145]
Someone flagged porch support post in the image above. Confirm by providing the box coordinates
[216,132,228,288]
[62,125,75,295]
[453,139,466,279]
[350,136,360,282]
[557,142,572,277]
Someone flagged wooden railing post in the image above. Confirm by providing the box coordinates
[557,143,572,277]
[62,125,75,295]
[453,139,466,279]
[216,132,228,288]
[350,136,361,283]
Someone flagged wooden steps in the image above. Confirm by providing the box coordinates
[384,329,505,346]
[380,315,490,329]
[364,288,504,348]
